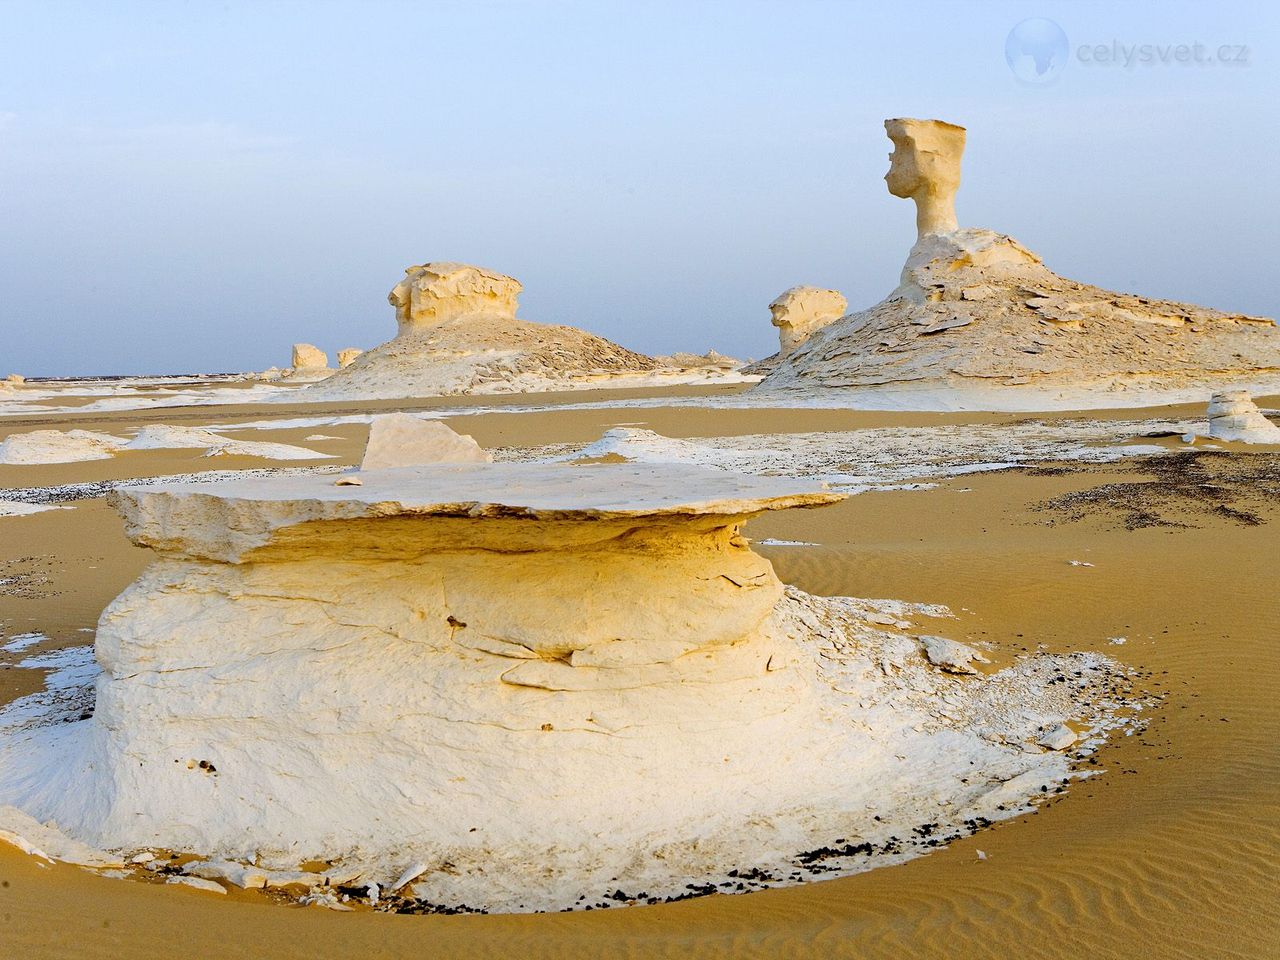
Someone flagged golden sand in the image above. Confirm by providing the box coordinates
[1,391,1276,958]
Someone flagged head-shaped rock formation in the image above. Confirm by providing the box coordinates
[769,287,848,356]
[885,118,966,238]
[388,262,522,333]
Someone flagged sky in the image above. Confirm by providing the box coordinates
[1,0,1276,376]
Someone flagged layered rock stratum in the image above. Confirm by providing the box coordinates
[1206,390,1280,443]
[757,119,1280,410]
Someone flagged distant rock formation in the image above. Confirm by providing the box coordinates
[653,349,742,371]
[278,343,335,383]
[771,287,848,357]
[304,262,746,401]
[757,119,1280,410]
[744,287,848,375]
[1206,391,1280,443]
[291,343,329,371]
[336,348,364,368]
[389,262,522,331]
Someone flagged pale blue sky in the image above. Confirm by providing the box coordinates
[1,1,1276,376]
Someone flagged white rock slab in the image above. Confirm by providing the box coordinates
[360,414,491,470]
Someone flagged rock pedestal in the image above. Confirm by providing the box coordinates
[0,453,1137,910]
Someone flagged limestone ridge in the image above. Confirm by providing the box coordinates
[304,262,661,400]
[757,119,1280,410]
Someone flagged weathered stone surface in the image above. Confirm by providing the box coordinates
[771,286,847,356]
[291,343,329,370]
[336,348,363,368]
[1038,724,1078,751]
[305,261,670,400]
[1207,391,1280,443]
[359,414,492,470]
[389,262,522,332]
[0,459,1134,912]
[919,634,990,674]
[757,119,1280,410]
[885,118,966,238]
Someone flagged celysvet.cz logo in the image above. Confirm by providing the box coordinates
[1005,18,1251,85]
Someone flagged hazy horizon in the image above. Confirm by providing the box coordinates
[2,0,1276,377]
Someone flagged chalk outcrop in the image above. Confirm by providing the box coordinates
[758,119,1280,410]
[0,441,1136,911]
[1206,391,1280,443]
[303,262,751,401]
[389,262,523,331]
[771,287,848,357]
[336,348,364,368]
[278,343,334,383]
[744,287,848,375]
[291,343,329,371]
[359,414,491,469]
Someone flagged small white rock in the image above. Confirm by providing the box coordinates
[1038,724,1077,751]
[165,875,227,895]
[391,861,429,891]
[919,635,990,674]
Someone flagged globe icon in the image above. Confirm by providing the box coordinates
[1005,18,1069,84]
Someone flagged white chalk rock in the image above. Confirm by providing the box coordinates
[337,347,364,368]
[1038,724,1078,751]
[360,414,492,471]
[1206,390,1280,443]
[291,343,329,370]
[185,859,269,889]
[0,462,1133,912]
[919,635,990,674]
[0,429,127,464]
[770,287,847,356]
[758,119,1280,409]
[302,261,664,401]
[166,876,227,895]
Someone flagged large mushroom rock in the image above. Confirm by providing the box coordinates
[0,449,1135,911]
[1207,390,1280,443]
[303,261,662,400]
[757,119,1280,410]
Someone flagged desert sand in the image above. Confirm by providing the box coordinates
[1,382,1277,957]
